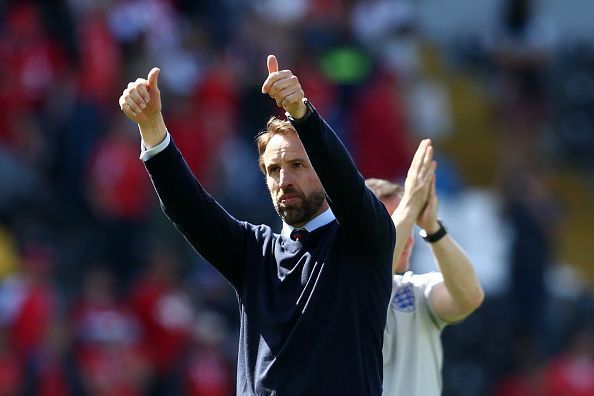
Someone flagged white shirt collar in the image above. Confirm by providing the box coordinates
[281,207,335,238]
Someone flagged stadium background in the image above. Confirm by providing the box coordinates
[0,0,593,394]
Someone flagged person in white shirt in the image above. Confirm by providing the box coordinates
[366,139,485,396]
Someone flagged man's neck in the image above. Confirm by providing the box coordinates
[281,207,335,238]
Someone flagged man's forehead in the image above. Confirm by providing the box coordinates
[263,133,306,161]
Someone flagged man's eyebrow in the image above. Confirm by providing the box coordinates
[287,158,307,164]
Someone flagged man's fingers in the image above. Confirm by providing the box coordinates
[119,98,134,117]
[269,75,298,98]
[267,55,279,75]
[429,165,437,195]
[280,89,304,108]
[413,140,430,169]
[136,84,150,103]
[262,70,293,94]
[408,139,431,177]
[418,145,434,178]
[125,95,142,115]
[274,80,301,102]
[148,67,160,92]
[128,89,146,110]
[422,161,437,186]
[119,71,159,120]
[123,88,143,109]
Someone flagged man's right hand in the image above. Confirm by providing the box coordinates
[119,67,166,148]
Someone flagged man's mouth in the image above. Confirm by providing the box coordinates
[279,195,300,205]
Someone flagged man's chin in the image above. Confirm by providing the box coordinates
[278,200,303,212]
[279,209,308,226]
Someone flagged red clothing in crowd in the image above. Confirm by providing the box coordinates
[495,371,545,396]
[543,355,594,396]
[72,298,149,396]
[87,130,152,221]
[184,347,232,396]
[76,345,147,396]
[350,71,412,181]
[168,65,239,189]
[8,280,57,356]
[0,3,68,147]
[76,11,122,107]
[131,277,194,375]
[2,244,58,357]
[0,349,23,395]
[32,354,72,396]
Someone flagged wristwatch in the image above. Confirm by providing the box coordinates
[419,220,447,243]
[286,98,313,123]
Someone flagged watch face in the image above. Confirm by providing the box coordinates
[419,220,446,242]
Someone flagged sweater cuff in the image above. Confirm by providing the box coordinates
[139,131,171,161]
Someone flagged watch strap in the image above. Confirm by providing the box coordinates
[420,220,447,243]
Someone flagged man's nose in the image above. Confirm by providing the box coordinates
[279,168,293,188]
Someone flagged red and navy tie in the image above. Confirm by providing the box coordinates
[290,228,309,242]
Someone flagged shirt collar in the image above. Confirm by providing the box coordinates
[281,207,335,238]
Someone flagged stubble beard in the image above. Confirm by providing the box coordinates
[274,187,326,226]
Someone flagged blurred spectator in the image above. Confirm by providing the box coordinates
[0,328,23,396]
[493,330,546,396]
[130,245,194,396]
[183,310,233,396]
[86,117,153,284]
[23,319,84,396]
[349,68,412,181]
[501,160,561,347]
[542,322,594,396]
[75,5,123,110]
[0,143,47,221]
[168,61,240,190]
[0,2,68,117]
[87,118,152,223]
[72,265,149,395]
[488,0,557,157]
[0,241,59,357]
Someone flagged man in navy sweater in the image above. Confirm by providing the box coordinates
[118,55,395,395]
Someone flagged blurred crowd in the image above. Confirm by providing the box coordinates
[0,0,593,395]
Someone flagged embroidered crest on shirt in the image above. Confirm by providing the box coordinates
[392,284,415,312]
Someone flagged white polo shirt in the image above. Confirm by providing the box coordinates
[383,271,448,396]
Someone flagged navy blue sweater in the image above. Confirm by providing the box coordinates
[144,107,395,395]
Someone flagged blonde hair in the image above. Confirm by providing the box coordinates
[365,178,404,200]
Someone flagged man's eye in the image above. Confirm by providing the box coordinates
[293,162,304,168]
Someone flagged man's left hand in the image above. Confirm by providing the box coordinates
[261,55,307,119]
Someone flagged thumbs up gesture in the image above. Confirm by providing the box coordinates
[119,67,162,125]
[119,67,166,148]
[261,55,307,119]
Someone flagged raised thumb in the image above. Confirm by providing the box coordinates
[148,67,160,90]
[267,55,279,74]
